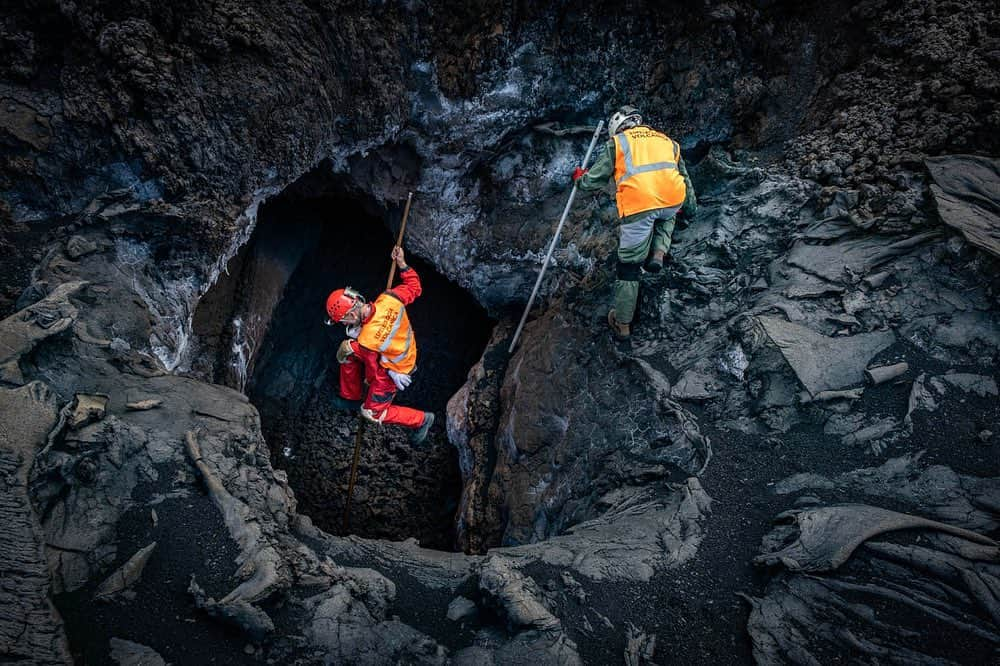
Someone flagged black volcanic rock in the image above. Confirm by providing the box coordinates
[0,1,998,664]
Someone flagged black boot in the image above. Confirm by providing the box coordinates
[331,395,362,411]
[644,249,666,273]
[410,412,435,445]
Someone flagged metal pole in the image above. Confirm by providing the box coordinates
[343,191,415,532]
[509,121,604,353]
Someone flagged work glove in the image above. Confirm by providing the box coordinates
[345,325,361,339]
[387,369,412,391]
[336,339,355,364]
[571,167,588,183]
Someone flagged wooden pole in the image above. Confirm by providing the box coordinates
[342,191,414,532]
[386,191,414,289]
[342,423,364,530]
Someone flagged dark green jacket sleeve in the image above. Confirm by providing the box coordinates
[678,156,697,217]
[576,140,616,192]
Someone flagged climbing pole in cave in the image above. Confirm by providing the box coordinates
[343,191,414,531]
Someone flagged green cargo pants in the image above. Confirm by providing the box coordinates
[614,207,678,325]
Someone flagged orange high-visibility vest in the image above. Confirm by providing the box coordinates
[357,292,417,374]
[612,127,686,218]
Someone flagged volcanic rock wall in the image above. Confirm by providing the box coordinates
[1,0,999,664]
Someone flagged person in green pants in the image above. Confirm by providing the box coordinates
[573,105,697,340]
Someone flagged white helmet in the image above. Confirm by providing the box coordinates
[608,105,642,135]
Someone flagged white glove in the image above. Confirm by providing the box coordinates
[345,325,361,339]
[387,370,412,391]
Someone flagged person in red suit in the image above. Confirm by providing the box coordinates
[325,246,434,445]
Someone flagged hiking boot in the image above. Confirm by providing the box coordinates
[608,309,630,340]
[645,250,666,273]
[332,395,363,411]
[410,412,435,446]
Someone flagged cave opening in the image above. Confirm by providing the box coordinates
[192,168,493,551]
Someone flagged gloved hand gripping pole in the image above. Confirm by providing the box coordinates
[508,121,604,353]
[343,191,414,532]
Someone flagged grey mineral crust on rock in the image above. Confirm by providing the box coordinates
[68,392,110,429]
[900,309,1000,365]
[35,375,244,594]
[905,373,938,425]
[38,417,162,593]
[933,373,999,397]
[477,311,711,549]
[479,555,561,631]
[631,357,713,476]
[66,235,100,259]
[744,568,1000,666]
[624,623,656,666]
[754,455,1000,664]
[906,372,999,426]
[925,155,1000,259]
[773,454,1000,534]
[109,637,167,666]
[755,504,996,572]
[125,398,163,410]
[189,576,275,643]
[452,630,582,666]
[94,542,157,601]
[317,533,479,591]
[822,413,866,437]
[503,478,713,582]
[463,562,580,663]
[447,596,478,622]
[756,315,895,396]
[300,577,447,665]
[864,362,908,385]
[747,497,1000,665]
[184,430,283,605]
[786,231,939,283]
[0,281,86,383]
[670,369,717,401]
[799,387,864,403]
[840,417,897,446]
[0,381,73,664]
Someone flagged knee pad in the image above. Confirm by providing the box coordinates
[617,261,642,281]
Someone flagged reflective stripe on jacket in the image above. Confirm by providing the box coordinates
[357,292,417,374]
[613,127,686,218]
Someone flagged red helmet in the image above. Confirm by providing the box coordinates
[325,287,364,323]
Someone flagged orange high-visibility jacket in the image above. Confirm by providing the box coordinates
[357,292,417,374]
[613,127,687,218]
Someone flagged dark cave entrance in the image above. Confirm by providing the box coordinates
[193,171,493,551]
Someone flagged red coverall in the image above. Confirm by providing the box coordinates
[338,266,425,429]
